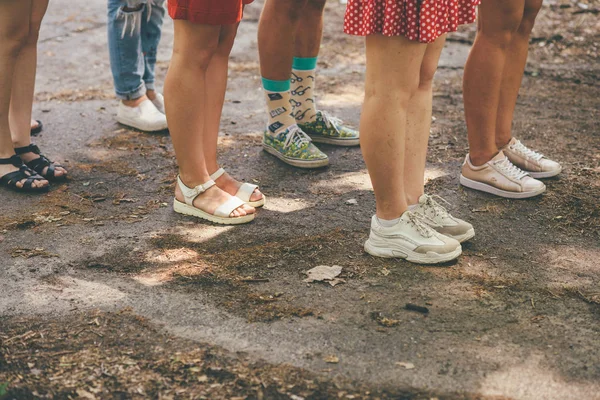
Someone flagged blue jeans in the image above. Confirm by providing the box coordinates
[107,0,166,100]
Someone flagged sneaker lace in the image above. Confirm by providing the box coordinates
[423,195,451,219]
[494,157,529,180]
[407,212,433,238]
[511,140,544,161]
[320,111,342,134]
[283,124,312,149]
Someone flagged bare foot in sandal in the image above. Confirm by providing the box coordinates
[0,155,49,191]
[174,176,256,219]
[15,144,67,180]
[209,168,265,207]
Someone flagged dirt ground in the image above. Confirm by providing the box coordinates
[1,0,599,399]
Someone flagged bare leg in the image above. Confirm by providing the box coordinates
[258,0,309,80]
[165,20,251,218]
[10,0,65,178]
[404,35,447,205]
[463,0,525,166]
[361,34,427,220]
[294,0,325,58]
[203,23,261,208]
[495,0,542,147]
[0,0,47,189]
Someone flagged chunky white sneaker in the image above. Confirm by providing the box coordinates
[460,151,546,199]
[364,211,462,264]
[501,137,562,178]
[411,194,475,243]
[151,92,165,114]
[116,99,168,132]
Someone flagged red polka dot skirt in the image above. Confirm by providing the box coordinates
[344,0,481,43]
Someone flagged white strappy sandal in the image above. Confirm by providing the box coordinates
[173,175,255,225]
[210,168,266,208]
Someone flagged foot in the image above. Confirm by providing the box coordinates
[17,145,67,179]
[149,92,165,114]
[175,178,254,218]
[30,119,43,135]
[117,98,168,132]
[0,155,49,190]
[460,151,546,199]
[262,124,329,168]
[210,169,263,208]
[364,211,462,264]
[410,194,474,243]
[500,137,562,179]
[298,110,360,146]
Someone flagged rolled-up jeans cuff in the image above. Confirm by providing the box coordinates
[144,81,155,91]
[115,82,146,100]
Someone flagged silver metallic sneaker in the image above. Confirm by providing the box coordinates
[411,194,475,243]
[364,211,462,264]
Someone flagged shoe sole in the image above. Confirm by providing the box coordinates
[117,118,168,133]
[309,135,360,147]
[173,199,255,225]
[528,167,562,179]
[262,144,329,169]
[451,228,475,243]
[246,195,266,208]
[364,238,462,265]
[460,175,546,199]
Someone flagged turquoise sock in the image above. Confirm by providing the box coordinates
[262,77,296,134]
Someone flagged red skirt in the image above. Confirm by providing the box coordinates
[168,0,254,25]
[344,0,481,43]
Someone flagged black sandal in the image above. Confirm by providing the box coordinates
[0,155,49,193]
[14,144,67,182]
[31,119,43,136]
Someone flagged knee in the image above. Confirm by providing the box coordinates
[418,62,438,91]
[479,7,523,48]
[518,1,542,36]
[306,0,327,13]
[3,27,29,57]
[174,43,219,70]
[276,0,310,22]
[365,78,417,108]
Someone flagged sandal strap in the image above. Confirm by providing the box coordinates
[236,182,259,202]
[0,155,24,167]
[209,167,226,181]
[1,165,45,187]
[214,196,246,218]
[177,175,216,206]
[14,144,41,156]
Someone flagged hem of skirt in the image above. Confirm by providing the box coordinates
[344,19,476,44]
[168,7,244,25]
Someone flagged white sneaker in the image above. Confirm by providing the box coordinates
[116,99,168,132]
[364,211,462,264]
[501,137,562,178]
[411,194,475,243]
[460,151,546,199]
[151,92,165,114]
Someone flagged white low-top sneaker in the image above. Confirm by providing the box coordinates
[460,151,546,199]
[364,211,462,264]
[411,194,475,243]
[117,99,168,132]
[151,92,165,114]
[501,137,562,178]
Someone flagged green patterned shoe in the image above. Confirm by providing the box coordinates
[262,124,329,169]
[298,110,360,147]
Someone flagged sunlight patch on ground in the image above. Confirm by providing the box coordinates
[480,354,600,400]
[262,197,314,214]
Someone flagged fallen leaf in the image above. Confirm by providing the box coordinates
[396,362,415,370]
[304,265,343,284]
[323,355,339,364]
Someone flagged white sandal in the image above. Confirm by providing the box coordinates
[210,168,266,208]
[173,175,255,225]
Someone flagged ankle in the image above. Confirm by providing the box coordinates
[469,152,497,167]
[122,95,148,108]
[496,137,512,149]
